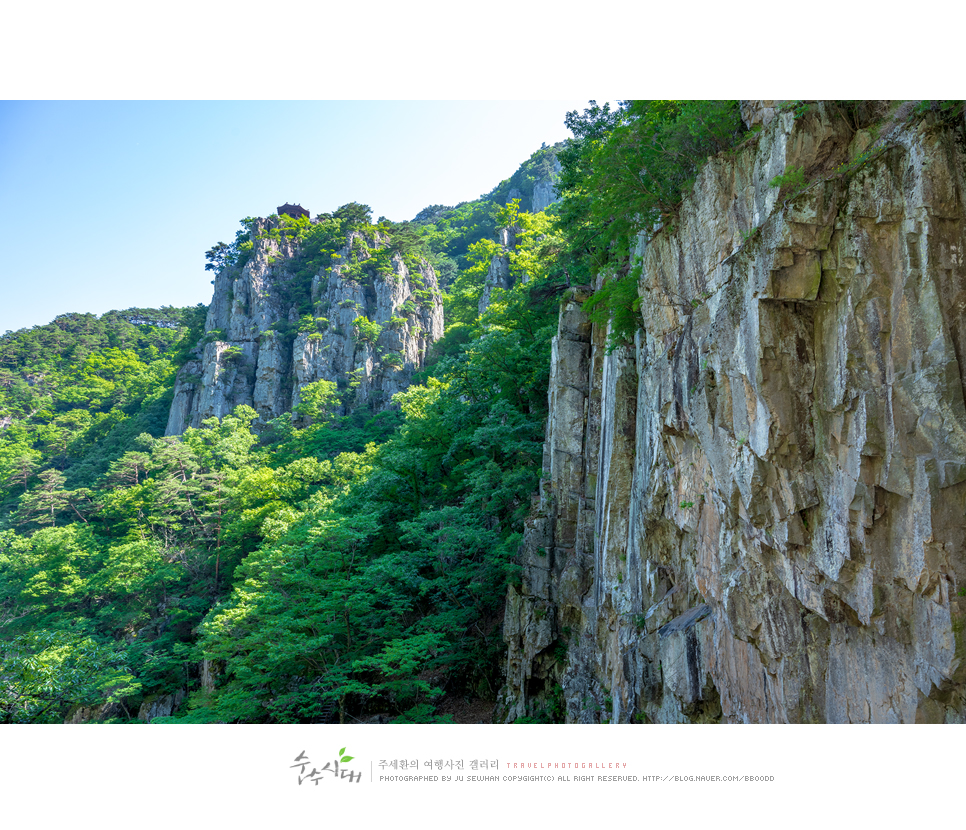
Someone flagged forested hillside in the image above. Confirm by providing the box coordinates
[0,141,570,723]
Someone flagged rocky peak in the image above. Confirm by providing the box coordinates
[166,214,444,434]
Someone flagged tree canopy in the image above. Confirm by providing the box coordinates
[0,171,567,722]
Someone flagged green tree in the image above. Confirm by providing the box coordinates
[333,202,373,225]
[557,100,745,346]
[294,379,339,424]
[351,316,382,346]
[16,469,70,527]
[0,630,139,723]
[3,452,40,494]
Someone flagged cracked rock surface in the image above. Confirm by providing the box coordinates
[166,218,443,434]
[502,103,966,724]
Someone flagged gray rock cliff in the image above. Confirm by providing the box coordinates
[531,156,562,214]
[503,102,966,724]
[166,217,444,434]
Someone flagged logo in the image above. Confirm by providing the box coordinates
[292,747,361,785]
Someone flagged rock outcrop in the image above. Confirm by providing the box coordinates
[478,226,517,316]
[137,690,185,723]
[531,156,563,214]
[166,217,444,434]
[503,102,966,723]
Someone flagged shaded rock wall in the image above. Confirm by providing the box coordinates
[504,103,966,723]
[166,218,443,434]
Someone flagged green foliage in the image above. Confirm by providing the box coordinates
[769,165,807,193]
[172,212,561,722]
[352,316,382,345]
[1,141,573,724]
[556,100,745,348]
[582,262,643,351]
[221,346,244,364]
[560,101,744,268]
[826,145,889,185]
[482,144,563,214]
[495,198,521,229]
[14,469,73,527]
[409,144,563,286]
[778,100,811,120]
[913,100,965,119]
[171,304,210,366]
[0,307,194,519]
[443,239,500,327]
[294,379,339,424]
[0,630,140,723]
[332,202,373,225]
[205,217,257,273]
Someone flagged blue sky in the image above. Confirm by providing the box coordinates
[0,5,931,337]
[0,100,595,333]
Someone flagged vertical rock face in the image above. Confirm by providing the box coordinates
[504,103,966,723]
[294,230,444,414]
[478,227,517,316]
[164,358,202,436]
[137,690,186,723]
[166,218,444,433]
[531,156,563,214]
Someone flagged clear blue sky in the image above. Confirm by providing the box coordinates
[0,100,593,333]
[0,5,929,337]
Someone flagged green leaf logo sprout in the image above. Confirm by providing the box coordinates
[339,747,354,764]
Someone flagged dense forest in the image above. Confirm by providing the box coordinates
[0,139,571,723]
[4,101,959,723]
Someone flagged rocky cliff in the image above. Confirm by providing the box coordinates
[166,216,444,434]
[478,226,517,316]
[503,102,966,723]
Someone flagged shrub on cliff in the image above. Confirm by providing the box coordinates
[558,100,746,346]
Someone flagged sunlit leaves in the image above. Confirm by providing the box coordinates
[0,630,140,723]
[557,100,745,344]
[2,156,576,723]
[293,379,339,424]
